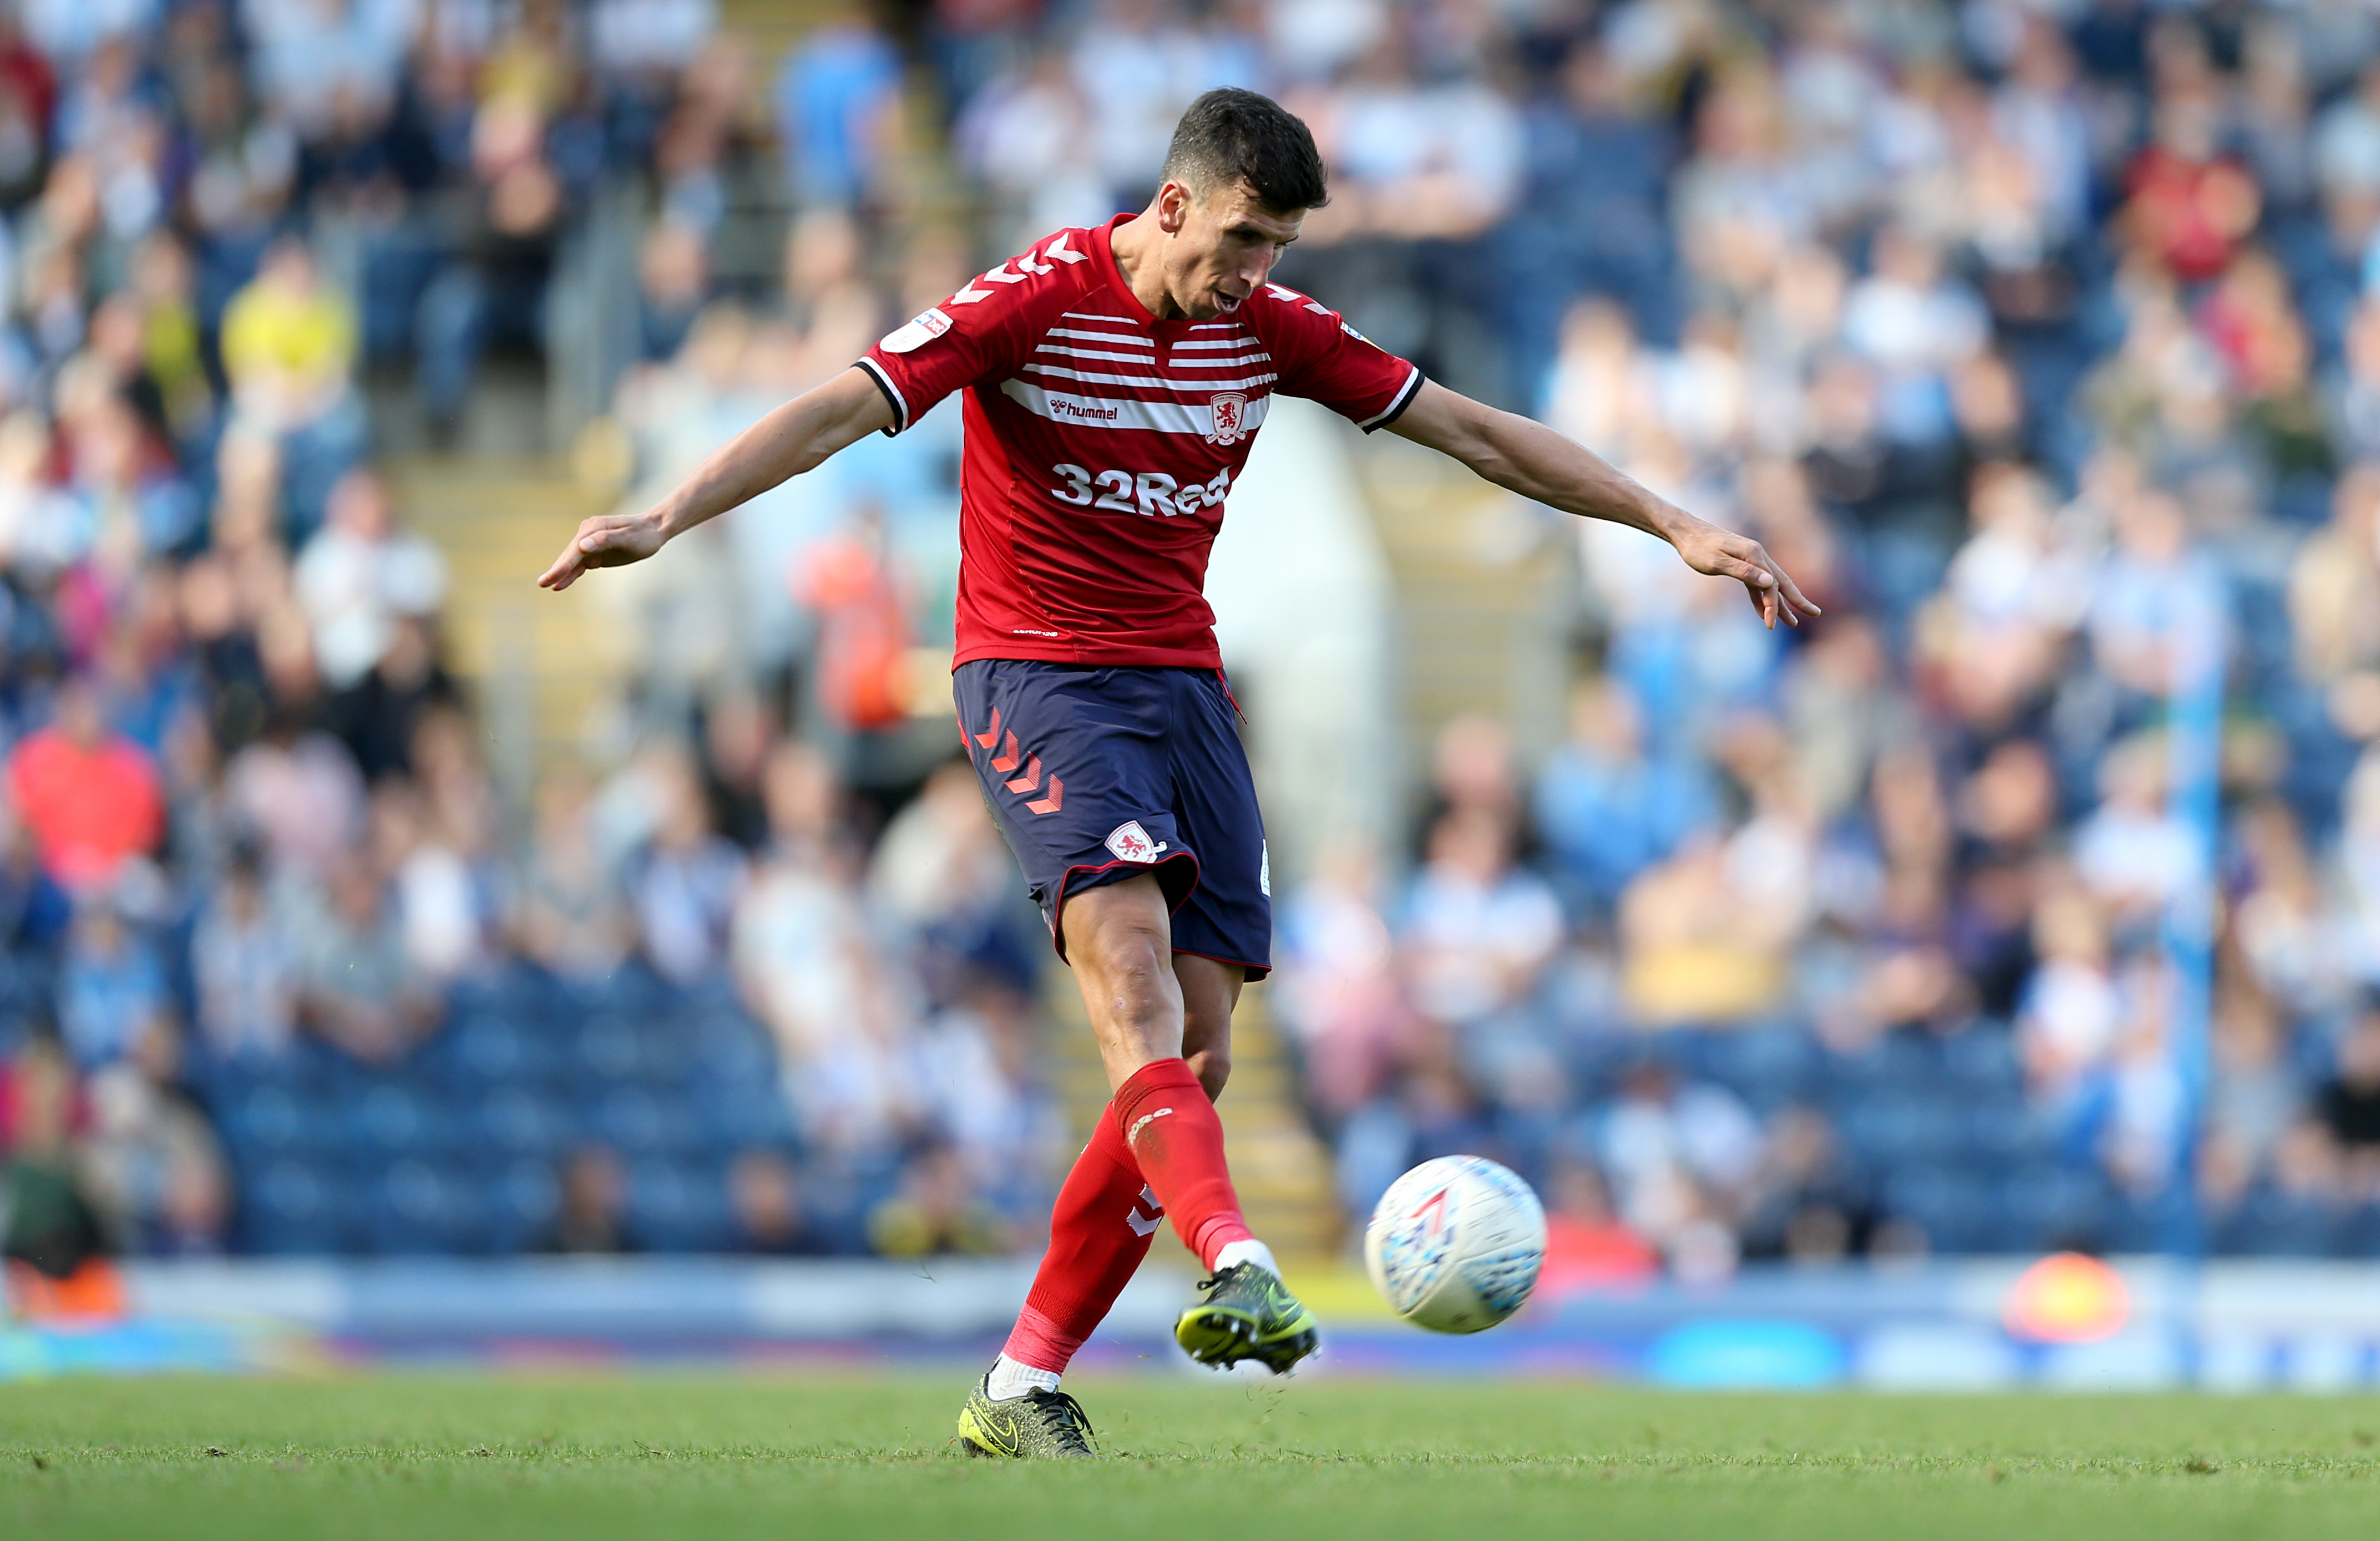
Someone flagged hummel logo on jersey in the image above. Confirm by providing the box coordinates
[880,307,953,353]
[1106,822,1160,862]
[1206,391,1249,446]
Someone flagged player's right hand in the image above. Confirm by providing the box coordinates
[538,509,669,591]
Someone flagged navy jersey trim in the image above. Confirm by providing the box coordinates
[1358,364,1424,432]
[854,357,909,434]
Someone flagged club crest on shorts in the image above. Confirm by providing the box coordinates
[879,307,953,353]
[1205,391,1249,446]
[1105,821,1158,863]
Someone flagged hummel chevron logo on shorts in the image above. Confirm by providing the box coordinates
[969,707,1064,814]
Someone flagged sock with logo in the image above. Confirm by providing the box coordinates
[1000,1109,1162,1380]
[1110,1057,1255,1270]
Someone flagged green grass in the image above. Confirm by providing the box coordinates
[3,1371,2378,1539]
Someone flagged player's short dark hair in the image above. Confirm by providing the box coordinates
[1161,88,1329,213]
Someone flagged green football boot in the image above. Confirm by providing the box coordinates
[955,1373,1100,1458]
[1174,1262,1320,1373]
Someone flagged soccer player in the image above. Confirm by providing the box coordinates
[540,88,1817,1457]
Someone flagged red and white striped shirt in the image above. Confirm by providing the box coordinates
[858,212,1421,670]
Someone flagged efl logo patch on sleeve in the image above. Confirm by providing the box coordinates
[880,307,954,353]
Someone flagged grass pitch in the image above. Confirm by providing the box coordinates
[3,1371,2377,1539]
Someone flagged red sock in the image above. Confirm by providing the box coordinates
[1002,1112,1162,1374]
[1110,1058,1253,1270]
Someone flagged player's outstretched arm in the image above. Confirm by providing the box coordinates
[537,366,895,591]
[1386,379,1821,630]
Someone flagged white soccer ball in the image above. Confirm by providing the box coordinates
[1363,1155,1547,1334]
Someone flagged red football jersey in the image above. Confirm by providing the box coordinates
[857,213,1421,669]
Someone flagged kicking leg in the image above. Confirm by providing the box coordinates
[963,929,1250,1453]
[1065,877,1315,1372]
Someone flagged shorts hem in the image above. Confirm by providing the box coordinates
[1171,945,1271,984]
[1049,850,1203,963]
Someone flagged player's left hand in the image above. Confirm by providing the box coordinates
[1669,521,1822,630]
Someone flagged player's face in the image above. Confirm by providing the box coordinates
[1168,181,1303,320]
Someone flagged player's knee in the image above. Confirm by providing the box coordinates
[1077,916,1167,987]
[1187,1046,1229,1101]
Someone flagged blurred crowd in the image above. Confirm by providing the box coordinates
[1252,0,2380,1273]
[22,0,2380,1285]
[0,0,1066,1285]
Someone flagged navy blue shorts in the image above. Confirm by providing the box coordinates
[954,659,1270,980]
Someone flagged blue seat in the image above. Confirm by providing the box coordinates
[573,1014,646,1084]
[594,1085,680,1154]
[626,1159,732,1253]
[355,1082,468,1158]
[705,1082,797,1150]
[1994,1165,2112,1253]
[222,1083,331,1160]
[1942,1026,2022,1096]
[1845,1095,1962,1168]
[476,1086,569,1158]
[1696,1024,1817,1109]
[1964,1097,2050,1167]
[362,1159,492,1255]
[244,1159,352,1255]
[488,1158,561,1253]
[454,1011,564,1084]
[1881,1165,1994,1253]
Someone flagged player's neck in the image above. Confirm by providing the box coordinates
[1106,210,1186,321]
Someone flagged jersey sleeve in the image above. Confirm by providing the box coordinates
[855,238,1072,435]
[1257,284,1424,432]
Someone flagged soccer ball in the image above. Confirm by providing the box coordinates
[1363,1155,1547,1334]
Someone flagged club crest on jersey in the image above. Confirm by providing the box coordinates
[1205,391,1250,446]
[1106,821,1160,863]
[880,307,954,354]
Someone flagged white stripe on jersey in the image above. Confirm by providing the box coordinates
[1164,352,1274,369]
[1046,327,1154,348]
[1000,378,1273,436]
[1034,343,1169,366]
[1171,337,1260,351]
[1020,359,1281,393]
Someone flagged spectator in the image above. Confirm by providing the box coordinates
[289,851,437,1063]
[510,774,633,981]
[774,7,903,210]
[1536,1158,1660,1295]
[292,468,447,692]
[867,1139,1014,1258]
[625,744,744,987]
[190,846,298,1060]
[80,1020,228,1254]
[537,1145,639,1255]
[1535,677,1718,911]
[7,677,164,891]
[1,1038,108,1285]
[219,235,367,538]
[728,1148,826,1256]
[2318,1006,2380,1188]
[54,894,169,1070]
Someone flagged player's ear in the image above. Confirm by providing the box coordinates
[1156,180,1193,234]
